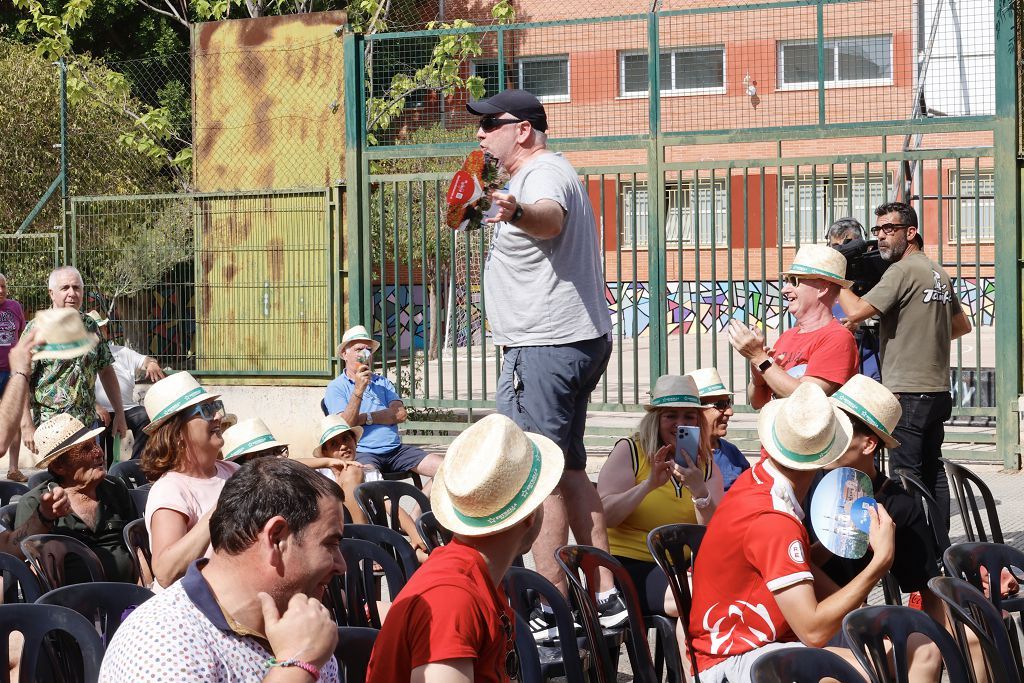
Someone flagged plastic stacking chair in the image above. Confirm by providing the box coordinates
[37,582,154,645]
[26,471,53,491]
[647,523,705,680]
[415,510,452,554]
[556,545,659,683]
[943,542,1024,616]
[750,646,865,683]
[334,626,378,683]
[0,552,42,604]
[0,603,104,683]
[337,537,409,628]
[513,612,544,683]
[842,604,971,683]
[128,485,150,519]
[354,480,430,533]
[108,460,148,489]
[941,458,1003,543]
[20,535,106,592]
[0,504,16,533]
[343,524,419,579]
[0,481,28,506]
[503,566,591,682]
[896,471,952,554]
[929,576,1023,683]
[122,518,153,586]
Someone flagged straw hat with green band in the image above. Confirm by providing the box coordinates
[313,415,363,457]
[29,413,105,469]
[686,367,733,399]
[431,413,563,537]
[757,382,853,471]
[336,324,381,356]
[783,244,853,289]
[829,374,902,449]
[644,374,708,410]
[142,372,222,434]
[222,418,286,461]
[31,309,99,361]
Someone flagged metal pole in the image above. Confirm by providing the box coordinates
[60,58,69,253]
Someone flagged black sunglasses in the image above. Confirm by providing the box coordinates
[870,223,910,236]
[479,116,525,133]
[706,398,733,411]
[499,612,521,680]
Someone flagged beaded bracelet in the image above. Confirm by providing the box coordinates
[267,657,319,680]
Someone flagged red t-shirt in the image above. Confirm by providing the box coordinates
[689,458,814,672]
[770,319,857,391]
[366,538,514,683]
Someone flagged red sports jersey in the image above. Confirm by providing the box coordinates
[771,319,857,391]
[689,457,814,672]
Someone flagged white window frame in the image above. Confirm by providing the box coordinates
[515,55,570,103]
[777,35,893,90]
[618,47,727,98]
[780,173,891,245]
[948,171,995,242]
[620,179,729,248]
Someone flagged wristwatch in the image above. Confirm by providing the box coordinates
[756,357,773,373]
[365,412,374,426]
[510,203,524,223]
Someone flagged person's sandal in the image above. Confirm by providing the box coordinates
[6,469,27,483]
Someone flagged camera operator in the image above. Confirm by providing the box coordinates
[826,218,881,381]
[838,202,972,526]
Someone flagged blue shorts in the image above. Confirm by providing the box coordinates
[356,443,428,474]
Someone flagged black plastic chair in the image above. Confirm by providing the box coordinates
[0,503,16,532]
[929,576,1023,683]
[750,646,865,682]
[343,524,419,579]
[128,485,150,519]
[0,603,104,683]
[108,460,148,489]
[415,510,452,553]
[336,537,409,628]
[556,544,659,683]
[647,523,705,680]
[503,566,591,682]
[0,481,28,506]
[514,612,544,683]
[321,398,329,416]
[26,471,53,491]
[943,542,1024,616]
[334,626,378,683]
[941,458,1003,543]
[20,535,106,592]
[0,552,42,604]
[842,604,971,683]
[122,518,153,586]
[354,480,430,534]
[37,582,155,646]
[895,471,952,555]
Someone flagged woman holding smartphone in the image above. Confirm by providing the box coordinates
[597,374,723,617]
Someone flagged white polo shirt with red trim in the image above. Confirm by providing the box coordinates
[689,456,814,672]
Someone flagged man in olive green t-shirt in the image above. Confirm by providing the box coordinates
[838,202,972,525]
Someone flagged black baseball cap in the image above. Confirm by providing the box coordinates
[467,89,548,132]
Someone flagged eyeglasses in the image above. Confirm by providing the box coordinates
[706,398,733,411]
[499,612,521,680]
[870,223,910,236]
[479,115,524,133]
[784,275,803,287]
[186,400,225,422]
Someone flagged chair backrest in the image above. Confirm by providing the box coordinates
[321,398,329,416]
[0,504,16,533]
[27,471,53,491]
[750,646,865,683]
[37,582,155,646]
[842,604,971,683]
[646,523,704,676]
[128,486,151,520]
[0,481,29,506]
[928,576,1023,683]
[943,542,1024,615]
[895,471,952,554]
[353,480,430,533]
[503,566,589,683]
[513,612,544,683]
[20,534,107,592]
[0,552,42,604]
[556,545,657,683]
[0,603,104,683]
[338,537,409,628]
[343,524,419,579]
[122,518,153,587]
[107,460,148,489]
[334,626,378,683]
[415,510,452,554]
[941,458,1003,543]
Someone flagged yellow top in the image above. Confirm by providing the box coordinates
[607,436,711,562]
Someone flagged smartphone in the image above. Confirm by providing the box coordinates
[675,425,700,468]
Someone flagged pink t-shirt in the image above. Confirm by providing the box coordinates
[144,460,239,539]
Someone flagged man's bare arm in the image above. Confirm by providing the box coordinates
[0,329,39,453]
[838,288,881,325]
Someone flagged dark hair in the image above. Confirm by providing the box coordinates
[826,217,865,243]
[210,457,344,555]
[874,201,922,247]
[849,416,882,455]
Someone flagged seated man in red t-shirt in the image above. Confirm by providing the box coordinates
[689,383,895,682]
[366,414,564,683]
[728,244,858,409]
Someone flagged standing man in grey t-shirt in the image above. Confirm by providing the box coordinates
[467,89,625,637]
[838,202,972,524]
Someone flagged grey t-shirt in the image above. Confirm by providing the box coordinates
[483,152,611,347]
[863,251,963,393]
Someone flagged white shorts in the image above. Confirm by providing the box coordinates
[698,642,807,683]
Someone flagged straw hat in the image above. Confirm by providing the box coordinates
[313,414,364,457]
[830,374,902,449]
[645,375,706,410]
[143,372,222,434]
[86,310,109,327]
[221,413,239,429]
[431,414,563,537]
[687,368,733,399]
[31,309,99,361]
[336,325,380,356]
[757,382,853,471]
[783,244,853,288]
[29,413,104,470]
[222,418,286,461]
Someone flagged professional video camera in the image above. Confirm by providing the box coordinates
[831,238,891,297]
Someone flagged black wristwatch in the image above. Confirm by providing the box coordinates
[510,204,524,223]
[756,357,773,373]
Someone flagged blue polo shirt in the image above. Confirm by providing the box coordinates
[324,372,402,454]
[713,438,750,491]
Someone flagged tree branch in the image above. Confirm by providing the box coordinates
[134,0,189,27]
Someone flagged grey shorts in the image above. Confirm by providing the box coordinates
[356,443,428,473]
[699,642,807,683]
[497,335,612,471]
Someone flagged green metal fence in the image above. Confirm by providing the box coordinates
[0,234,63,319]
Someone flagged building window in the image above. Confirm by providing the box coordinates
[778,36,892,88]
[781,173,890,245]
[619,47,726,97]
[517,56,570,102]
[620,179,729,247]
[949,172,994,242]
[470,60,512,97]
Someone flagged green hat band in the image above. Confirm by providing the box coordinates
[698,383,727,395]
[453,442,541,528]
[832,391,891,437]
[651,394,700,407]
[319,423,356,445]
[151,386,208,423]
[225,433,276,459]
[37,338,93,353]
[771,423,836,463]
[789,263,844,281]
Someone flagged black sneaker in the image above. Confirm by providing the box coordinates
[596,593,629,628]
[527,606,559,643]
